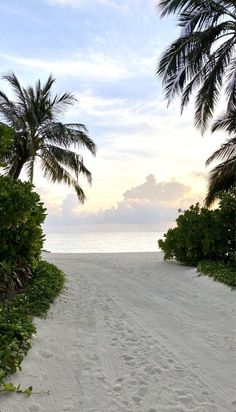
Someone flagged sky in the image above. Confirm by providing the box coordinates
[0,0,224,232]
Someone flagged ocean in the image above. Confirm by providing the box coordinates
[43,232,164,253]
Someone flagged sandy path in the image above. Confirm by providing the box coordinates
[1,252,235,412]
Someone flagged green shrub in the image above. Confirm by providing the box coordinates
[158,192,235,266]
[197,260,236,288]
[0,260,65,392]
[0,176,46,291]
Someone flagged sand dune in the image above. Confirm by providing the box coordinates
[1,252,235,412]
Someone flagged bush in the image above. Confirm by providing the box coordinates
[0,260,65,393]
[0,176,46,291]
[197,260,236,288]
[158,193,235,266]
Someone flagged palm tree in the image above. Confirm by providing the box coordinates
[0,73,96,202]
[205,108,236,206]
[157,0,236,131]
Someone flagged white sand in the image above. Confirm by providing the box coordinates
[1,252,235,412]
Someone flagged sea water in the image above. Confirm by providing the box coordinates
[43,232,164,253]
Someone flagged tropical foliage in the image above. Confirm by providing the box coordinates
[158,192,235,267]
[197,260,236,288]
[157,0,236,131]
[0,73,96,202]
[205,108,236,206]
[0,260,65,394]
[0,176,46,293]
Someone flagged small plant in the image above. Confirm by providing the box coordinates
[197,261,236,288]
[0,176,46,269]
[158,193,235,266]
[0,260,65,394]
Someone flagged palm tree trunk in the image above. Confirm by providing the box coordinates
[10,160,26,180]
[29,158,34,184]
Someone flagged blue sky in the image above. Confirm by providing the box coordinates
[0,0,224,232]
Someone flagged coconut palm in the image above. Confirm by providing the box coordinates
[0,73,96,202]
[157,0,236,131]
[205,108,236,206]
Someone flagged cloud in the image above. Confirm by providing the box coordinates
[46,0,147,11]
[43,174,199,232]
[47,0,117,7]
[0,52,128,81]
[123,174,189,203]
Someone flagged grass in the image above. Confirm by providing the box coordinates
[197,260,236,288]
[0,260,65,394]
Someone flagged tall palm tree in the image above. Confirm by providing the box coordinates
[157,0,236,131]
[0,73,96,202]
[205,107,236,206]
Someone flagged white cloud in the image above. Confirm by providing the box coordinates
[46,0,146,12]
[43,174,202,232]
[123,174,189,203]
[0,51,129,81]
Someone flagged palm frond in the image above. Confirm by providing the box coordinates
[41,75,55,98]
[205,156,236,206]
[212,106,236,133]
[159,0,234,20]
[194,39,234,130]
[41,122,96,155]
[157,1,236,129]
[44,145,92,183]
[2,72,28,111]
[206,137,236,165]
[226,58,236,108]
[40,150,87,202]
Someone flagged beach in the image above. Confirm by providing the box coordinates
[1,252,235,412]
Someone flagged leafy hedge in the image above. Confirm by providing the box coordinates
[0,176,46,292]
[0,260,65,394]
[197,261,236,288]
[158,193,235,266]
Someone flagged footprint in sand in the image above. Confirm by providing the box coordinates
[39,350,53,359]
[29,404,42,412]
[116,376,124,383]
[62,399,75,411]
[132,394,142,404]
[113,384,122,392]
[136,386,148,397]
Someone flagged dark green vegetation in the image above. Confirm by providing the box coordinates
[0,176,65,393]
[0,176,46,293]
[157,0,236,206]
[0,124,13,167]
[158,192,235,286]
[0,73,96,202]
[197,261,235,288]
[0,260,65,394]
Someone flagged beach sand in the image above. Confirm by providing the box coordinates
[1,252,235,412]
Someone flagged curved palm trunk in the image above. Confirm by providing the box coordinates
[9,159,26,180]
[29,157,35,184]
